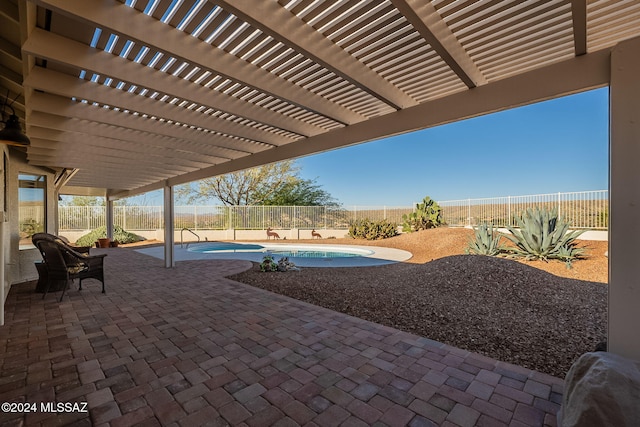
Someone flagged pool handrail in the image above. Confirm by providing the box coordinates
[180,228,200,249]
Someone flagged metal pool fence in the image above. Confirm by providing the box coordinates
[57,205,414,231]
[56,190,608,231]
[439,190,608,229]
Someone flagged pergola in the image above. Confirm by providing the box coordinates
[1,0,639,361]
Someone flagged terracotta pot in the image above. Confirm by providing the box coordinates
[98,238,111,248]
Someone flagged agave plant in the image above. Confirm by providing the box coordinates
[466,222,506,256]
[504,207,586,267]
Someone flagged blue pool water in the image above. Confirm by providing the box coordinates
[188,242,373,259]
[137,242,411,267]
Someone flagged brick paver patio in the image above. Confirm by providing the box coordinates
[0,247,563,426]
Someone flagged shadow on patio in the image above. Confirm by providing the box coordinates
[0,247,562,426]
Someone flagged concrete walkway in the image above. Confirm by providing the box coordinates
[0,247,562,426]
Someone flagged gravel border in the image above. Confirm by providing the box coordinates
[228,228,608,378]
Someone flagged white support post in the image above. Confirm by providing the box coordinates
[609,36,640,360]
[106,198,114,239]
[164,184,175,268]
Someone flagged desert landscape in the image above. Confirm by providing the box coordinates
[229,227,608,378]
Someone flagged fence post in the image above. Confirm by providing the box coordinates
[324,206,327,229]
[558,192,561,217]
[468,199,471,227]
[508,196,511,227]
[194,206,198,230]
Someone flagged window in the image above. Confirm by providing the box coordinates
[19,174,46,248]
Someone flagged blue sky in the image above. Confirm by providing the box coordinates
[296,87,609,206]
[131,87,608,207]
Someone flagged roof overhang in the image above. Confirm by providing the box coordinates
[0,0,638,198]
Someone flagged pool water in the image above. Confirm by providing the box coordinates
[138,241,411,267]
[189,242,264,252]
[188,242,373,259]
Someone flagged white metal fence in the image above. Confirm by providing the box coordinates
[57,205,414,231]
[439,190,608,229]
[55,190,609,231]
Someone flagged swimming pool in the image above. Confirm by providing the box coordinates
[188,242,374,259]
[136,242,412,267]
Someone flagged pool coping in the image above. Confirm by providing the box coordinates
[135,242,413,267]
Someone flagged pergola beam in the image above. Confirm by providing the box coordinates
[27,111,231,164]
[27,143,203,173]
[31,0,364,126]
[28,158,176,183]
[0,0,19,21]
[390,0,487,88]
[28,141,216,171]
[28,151,181,181]
[571,0,588,56]
[213,0,417,110]
[22,28,324,137]
[23,66,287,149]
[27,92,253,158]
[0,36,22,69]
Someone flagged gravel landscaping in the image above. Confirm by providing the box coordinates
[228,227,608,378]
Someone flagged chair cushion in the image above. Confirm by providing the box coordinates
[67,263,89,275]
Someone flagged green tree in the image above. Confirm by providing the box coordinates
[58,196,105,206]
[259,177,337,206]
[176,161,338,206]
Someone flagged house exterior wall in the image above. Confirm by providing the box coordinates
[5,149,56,285]
[1,145,8,325]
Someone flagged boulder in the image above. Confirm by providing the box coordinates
[559,352,640,427]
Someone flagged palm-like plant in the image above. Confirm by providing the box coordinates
[466,222,506,256]
[504,207,586,267]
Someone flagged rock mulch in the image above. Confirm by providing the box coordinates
[229,227,608,378]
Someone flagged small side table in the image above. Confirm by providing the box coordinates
[34,261,48,293]
[34,262,65,293]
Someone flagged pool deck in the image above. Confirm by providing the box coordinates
[136,242,413,267]
[0,247,562,426]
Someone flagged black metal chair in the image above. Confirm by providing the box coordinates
[32,233,107,301]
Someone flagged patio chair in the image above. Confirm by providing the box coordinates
[31,232,92,254]
[32,233,107,301]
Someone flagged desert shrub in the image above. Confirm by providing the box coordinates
[503,207,586,267]
[75,225,144,246]
[466,222,506,256]
[259,255,278,272]
[20,219,45,238]
[348,218,399,240]
[402,196,444,232]
[277,257,298,272]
